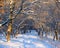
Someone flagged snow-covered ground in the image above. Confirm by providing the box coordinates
[0,30,59,48]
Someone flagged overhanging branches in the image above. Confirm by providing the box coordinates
[0,0,24,27]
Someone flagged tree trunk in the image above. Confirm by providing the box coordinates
[53,30,58,40]
[6,32,10,42]
[55,30,58,40]
[7,23,12,42]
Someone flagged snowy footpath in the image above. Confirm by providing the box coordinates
[0,30,58,48]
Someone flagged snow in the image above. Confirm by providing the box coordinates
[0,30,58,48]
[0,24,2,26]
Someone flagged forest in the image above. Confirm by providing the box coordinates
[0,0,60,48]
